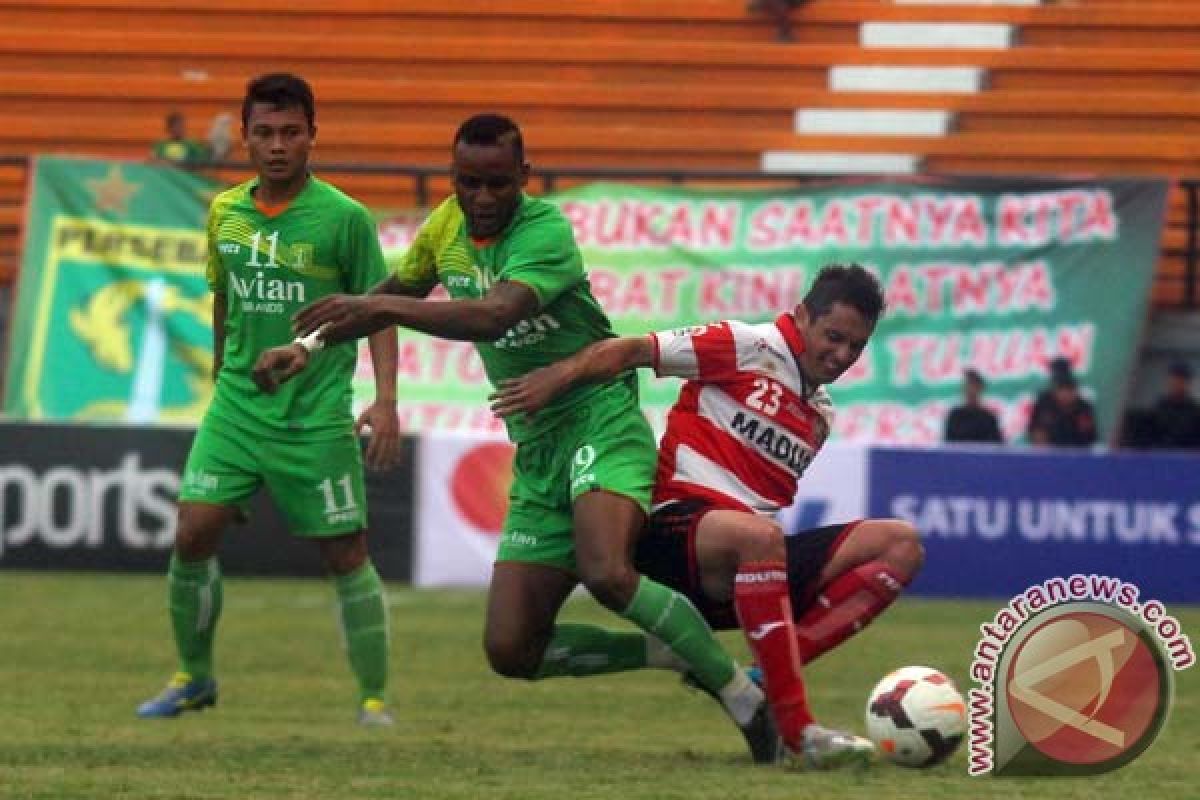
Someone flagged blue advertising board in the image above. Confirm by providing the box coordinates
[868,447,1200,603]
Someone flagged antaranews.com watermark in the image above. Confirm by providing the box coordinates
[968,574,1194,777]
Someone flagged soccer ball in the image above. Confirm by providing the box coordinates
[864,666,967,768]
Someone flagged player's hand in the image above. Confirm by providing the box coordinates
[488,365,569,416]
[293,294,378,341]
[252,343,309,394]
[356,400,400,470]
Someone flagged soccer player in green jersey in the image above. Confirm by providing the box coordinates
[255,114,779,762]
[137,73,400,726]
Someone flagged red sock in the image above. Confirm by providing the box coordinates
[734,561,814,750]
[794,561,908,664]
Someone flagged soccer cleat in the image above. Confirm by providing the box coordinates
[136,672,218,718]
[357,698,394,728]
[683,669,785,764]
[796,723,875,770]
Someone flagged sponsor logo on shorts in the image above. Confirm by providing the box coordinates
[183,469,219,492]
[506,531,538,547]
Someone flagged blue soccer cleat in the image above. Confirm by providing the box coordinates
[136,672,218,718]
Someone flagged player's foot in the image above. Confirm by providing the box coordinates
[136,672,218,718]
[795,723,875,770]
[357,698,394,728]
[683,669,785,764]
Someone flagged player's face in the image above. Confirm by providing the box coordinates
[795,301,874,386]
[243,103,314,186]
[453,138,529,238]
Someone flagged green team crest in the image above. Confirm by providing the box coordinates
[4,157,218,422]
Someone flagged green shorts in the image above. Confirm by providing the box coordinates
[178,414,367,537]
[496,383,657,572]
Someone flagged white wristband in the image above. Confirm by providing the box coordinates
[293,328,325,354]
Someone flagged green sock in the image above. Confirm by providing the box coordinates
[621,576,736,692]
[168,553,222,682]
[535,623,649,678]
[334,562,389,704]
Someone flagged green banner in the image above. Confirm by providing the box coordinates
[374,179,1167,445]
[5,162,1167,445]
[4,156,219,422]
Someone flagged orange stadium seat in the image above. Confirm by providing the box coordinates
[0,0,1195,303]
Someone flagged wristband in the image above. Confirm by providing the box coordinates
[293,328,325,354]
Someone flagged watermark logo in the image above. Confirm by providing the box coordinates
[968,574,1193,776]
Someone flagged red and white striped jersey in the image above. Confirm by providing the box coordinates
[650,314,834,515]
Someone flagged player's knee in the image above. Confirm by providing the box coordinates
[883,520,924,579]
[483,632,542,680]
[318,533,368,576]
[578,561,638,612]
[173,515,222,560]
[733,519,786,564]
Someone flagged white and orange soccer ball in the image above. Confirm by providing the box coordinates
[864,666,967,768]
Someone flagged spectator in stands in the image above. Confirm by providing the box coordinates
[206,112,234,163]
[944,368,1004,444]
[1026,357,1097,447]
[747,0,808,42]
[151,110,210,166]
[1152,360,1200,449]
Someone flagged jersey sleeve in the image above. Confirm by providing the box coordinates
[390,216,440,296]
[204,198,226,293]
[651,321,738,381]
[497,213,583,309]
[342,205,387,294]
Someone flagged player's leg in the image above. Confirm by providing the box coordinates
[691,510,873,767]
[166,501,236,681]
[265,433,391,723]
[488,438,663,680]
[483,561,577,678]
[791,519,924,664]
[688,511,817,748]
[317,530,391,725]
[138,418,256,718]
[567,394,775,762]
[574,490,779,763]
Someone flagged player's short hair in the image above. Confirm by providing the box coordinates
[802,263,885,323]
[454,113,525,164]
[241,73,315,130]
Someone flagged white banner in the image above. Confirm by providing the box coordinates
[413,431,512,587]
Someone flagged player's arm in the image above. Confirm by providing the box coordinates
[293,280,539,344]
[489,335,655,417]
[355,327,400,469]
[369,273,430,298]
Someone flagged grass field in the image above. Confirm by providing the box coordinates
[1,571,1195,800]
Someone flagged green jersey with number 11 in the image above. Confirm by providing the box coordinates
[206,176,386,438]
[393,194,630,442]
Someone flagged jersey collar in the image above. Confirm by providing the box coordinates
[249,173,314,216]
[775,312,817,397]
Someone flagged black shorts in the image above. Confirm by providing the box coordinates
[634,499,859,631]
